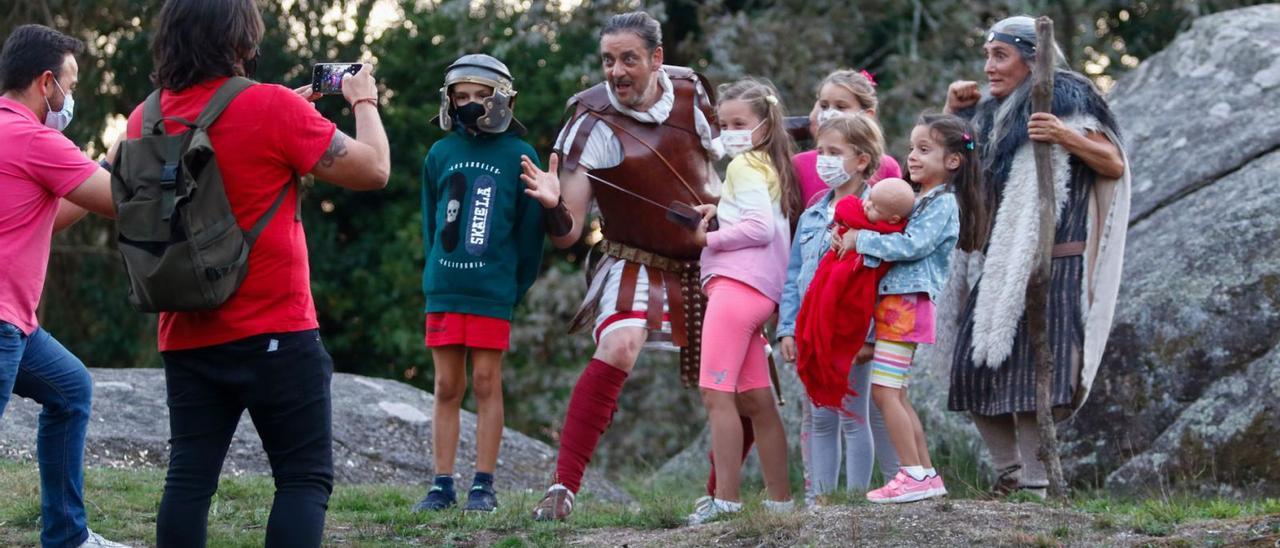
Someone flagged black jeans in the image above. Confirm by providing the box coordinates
[156,330,334,548]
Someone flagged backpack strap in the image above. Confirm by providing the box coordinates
[201,182,290,284]
[244,182,292,247]
[142,90,164,135]
[194,77,256,129]
[293,175,303,221]
[142,89,202,134]
[139,87,184,221]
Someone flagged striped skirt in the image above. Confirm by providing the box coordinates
[947,254,1085,416]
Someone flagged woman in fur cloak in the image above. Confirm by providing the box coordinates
[933,15,1131,498]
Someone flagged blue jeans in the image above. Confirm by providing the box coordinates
[0,322,92,548]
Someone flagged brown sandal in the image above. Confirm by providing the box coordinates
[531,484,575,521]
[984,465,1022,500]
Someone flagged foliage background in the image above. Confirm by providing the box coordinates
[2,0,1265,474]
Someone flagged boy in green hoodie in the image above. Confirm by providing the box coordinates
[415,54,544,513]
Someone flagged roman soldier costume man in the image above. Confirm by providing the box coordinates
[520,10,720,520]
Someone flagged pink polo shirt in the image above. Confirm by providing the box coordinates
[0,97,99,334]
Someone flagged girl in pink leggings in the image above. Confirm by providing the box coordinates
[687,78,803,524]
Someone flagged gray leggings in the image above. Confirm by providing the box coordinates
[807,361,898,494]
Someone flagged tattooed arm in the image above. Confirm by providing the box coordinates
[308,64,391,190]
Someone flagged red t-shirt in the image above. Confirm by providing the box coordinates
[126,78,336,351]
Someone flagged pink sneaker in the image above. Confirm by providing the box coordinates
[866,471,934,504]
[926,474,948,499]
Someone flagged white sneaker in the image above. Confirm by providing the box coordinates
[687,496,742,525]
[763,499,795,514]
[79,529,131,548]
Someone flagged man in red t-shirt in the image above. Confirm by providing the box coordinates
[0,24,125,548]
[130,2,389,546]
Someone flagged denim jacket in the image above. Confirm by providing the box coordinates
[857,186,959,300]
[776,192,839,339]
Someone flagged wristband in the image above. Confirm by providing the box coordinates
[543,197,573,237]
[351,97,378,110]
[98,158,112,171]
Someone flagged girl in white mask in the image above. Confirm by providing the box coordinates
[791,69,901,206]
[777,112,903,505]
[686,78,801,525]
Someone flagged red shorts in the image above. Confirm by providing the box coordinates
[425,313,511,350]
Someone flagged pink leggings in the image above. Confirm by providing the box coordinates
[699,277,775,393]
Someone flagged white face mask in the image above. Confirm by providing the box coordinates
[719,119,765,157]
[43,78,74,132]
[816,107,867,127]
[816,108,840,125]
[816,154,851,188]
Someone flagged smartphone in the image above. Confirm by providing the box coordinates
[666,201,719,232]
[311,63,362,95]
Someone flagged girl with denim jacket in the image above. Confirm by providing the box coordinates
[776,114,900,504]
[837,113,988,503]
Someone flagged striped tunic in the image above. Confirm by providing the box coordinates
[947,155,1094,416]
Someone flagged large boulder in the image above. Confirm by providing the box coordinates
[0,368,630,503]
[1061,4,1280,494]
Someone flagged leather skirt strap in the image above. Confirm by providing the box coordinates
[616,262,640,312]
[645,266,664,331]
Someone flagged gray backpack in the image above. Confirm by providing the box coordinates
[111,77,290,312]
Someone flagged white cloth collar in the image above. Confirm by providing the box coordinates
[604,68,674,124]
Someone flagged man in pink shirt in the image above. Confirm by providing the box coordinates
[0,24,124,548]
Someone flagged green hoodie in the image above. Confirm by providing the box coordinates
[421,126,543,320]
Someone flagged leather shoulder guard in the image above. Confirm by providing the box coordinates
[664,65,718,134]
[557,83,610,172]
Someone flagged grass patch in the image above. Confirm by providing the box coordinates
[5,457,1278,546]
[1004,489,1049,504]
[0,460,689,546]
[1051,524,1070,539]
[726,504,805,543]
[1075,492,1280,538]
[0,457,821,546]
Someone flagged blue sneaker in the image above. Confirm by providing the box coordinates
[412,484,456,512]
[464,483,498,512]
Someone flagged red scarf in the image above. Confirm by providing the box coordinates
[794,196,905,411]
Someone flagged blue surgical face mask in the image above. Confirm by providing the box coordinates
[44,77,74,132]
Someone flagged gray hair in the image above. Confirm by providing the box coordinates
[980,16,1068,167]
[988,15,1067,69]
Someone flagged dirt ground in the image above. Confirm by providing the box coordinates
[564,499,1280,547]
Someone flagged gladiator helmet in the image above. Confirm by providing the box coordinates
[438,54,520,133]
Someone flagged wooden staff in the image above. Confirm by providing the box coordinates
[1028,15,1068,500]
